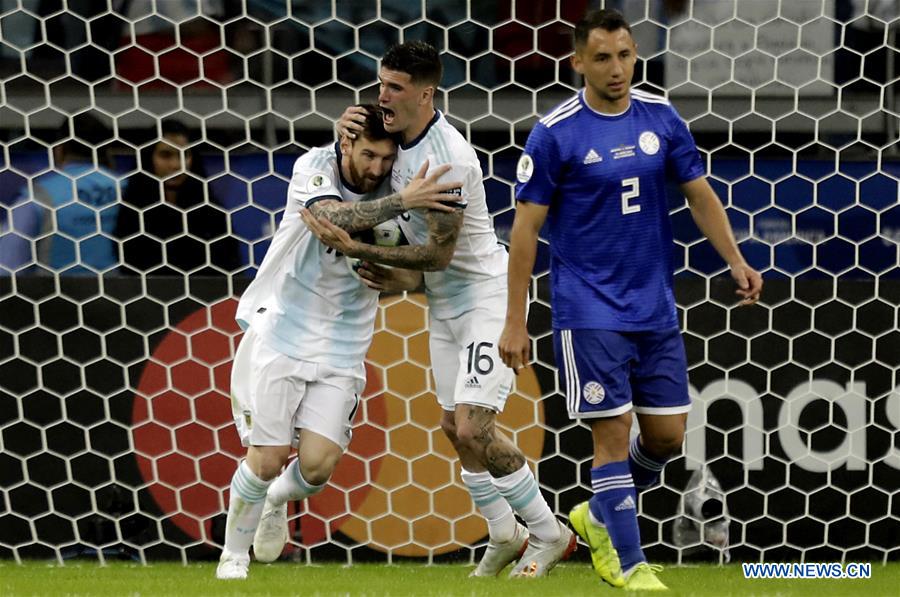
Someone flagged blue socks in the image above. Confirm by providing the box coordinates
[628,435,669,490]
[588,460,645,573]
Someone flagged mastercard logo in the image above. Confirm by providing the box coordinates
[131,294,546,557]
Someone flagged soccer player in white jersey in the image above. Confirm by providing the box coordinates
[500,9,763,591]
[310,41,577,579]
[216,105,461,580]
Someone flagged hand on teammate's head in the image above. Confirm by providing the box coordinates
[337,105,370,140]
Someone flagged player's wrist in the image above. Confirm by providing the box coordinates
[395,191,411,212]
[504,311,527,326]
[727,257,748,270]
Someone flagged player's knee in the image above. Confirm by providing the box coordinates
[453,421,481,449]
[299,453,340,486]
[250,451,291,481]
[642,433,684,460]
[298,463,332,486]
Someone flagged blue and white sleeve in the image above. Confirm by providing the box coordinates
[515,124,561,206]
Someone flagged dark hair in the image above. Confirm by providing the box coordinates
[381,41,442,87]
[574,9,632,49]
[141,118,206,178]
[57,112,111,162]
[354,104,402,144]
[160,118,191,141]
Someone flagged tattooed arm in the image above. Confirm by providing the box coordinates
[302,208,464,271]
[307,194,405,234]
[307,161,461,234]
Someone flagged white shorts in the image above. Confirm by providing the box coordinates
[429,295,514,413]
[230,328,365,451]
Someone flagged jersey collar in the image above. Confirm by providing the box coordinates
[400,110,441,150]
[579,89,632,119]
[334,141,365,195]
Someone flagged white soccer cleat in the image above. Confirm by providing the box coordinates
[508,520,577,578]
[469,522,529,577]
[215,551,250,580]
[253,500,289,563]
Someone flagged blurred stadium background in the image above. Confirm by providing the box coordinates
[0,0,898,567]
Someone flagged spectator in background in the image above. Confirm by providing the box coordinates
[0,112,121,275]
[115,119,239,276]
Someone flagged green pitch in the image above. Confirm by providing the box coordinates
[2,561,898,596]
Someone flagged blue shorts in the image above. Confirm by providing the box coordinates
[552,328,691,419]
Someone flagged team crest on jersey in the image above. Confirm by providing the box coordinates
[517,154,534,183]
[307,174,331,192]
[583,381,605,404]
[639,131,660,155]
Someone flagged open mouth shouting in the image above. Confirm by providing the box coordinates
[381,107,396,126]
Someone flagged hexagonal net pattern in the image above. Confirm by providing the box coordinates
[0,0,898,565]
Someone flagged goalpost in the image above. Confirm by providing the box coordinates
[0,0,897,565]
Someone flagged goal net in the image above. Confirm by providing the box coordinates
[0,0,898,565]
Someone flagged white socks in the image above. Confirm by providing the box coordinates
[223,460,272,556]
[460,468,517,543]
[266,459,326,506]
[492,464,561,543]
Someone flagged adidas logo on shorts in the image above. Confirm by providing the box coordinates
[614,495,636,511]
[464,375,481,389]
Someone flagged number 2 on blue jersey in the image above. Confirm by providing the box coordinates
[621,177,640,214]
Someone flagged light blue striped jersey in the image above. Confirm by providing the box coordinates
[1,162,121,274]
[391,111,508,319]
[236,144,391,368]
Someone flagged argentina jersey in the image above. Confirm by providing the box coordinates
[516,89,705,331]
[236,144,389,368]
[391,111,508,319]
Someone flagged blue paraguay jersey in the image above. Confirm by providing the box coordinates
[516,89,705,331]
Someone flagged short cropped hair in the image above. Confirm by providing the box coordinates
[573,9,632,49]
[381,41,442,87]
[59,112,111,161]
[160,118,191,140]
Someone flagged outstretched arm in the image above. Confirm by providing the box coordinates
[499,200,549,370]
[308,162,461,233]
[302,208,463,271]
[681,176,762,305]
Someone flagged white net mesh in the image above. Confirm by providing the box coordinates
[0,0,898,564]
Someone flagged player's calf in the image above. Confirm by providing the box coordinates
[628,435,671,491]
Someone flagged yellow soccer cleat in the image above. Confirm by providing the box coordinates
[624,563,668,591]
[568,501,625,588]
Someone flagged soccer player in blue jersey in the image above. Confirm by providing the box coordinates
[500,9,762,591]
